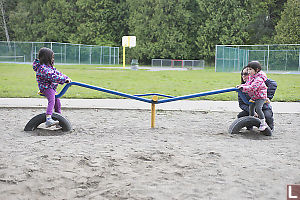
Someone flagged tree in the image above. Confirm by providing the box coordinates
[9,0,78,43]
[0,0,18,42]
[0,0,10,47]
[245,0,287,44]
[8,0,46,41]
[127,0,199,63]
[274,0,300,43]
[40,0,78,42]
[69,0,128,46]
[195,0,250,61]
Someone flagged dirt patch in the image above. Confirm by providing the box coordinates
[0,108,299,199]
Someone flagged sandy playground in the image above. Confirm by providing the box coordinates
[0,107,299,200]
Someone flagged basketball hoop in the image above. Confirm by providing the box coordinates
[122,36,136,48]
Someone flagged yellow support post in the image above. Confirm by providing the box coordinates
[151,95,158,128]
[123,46,125,69]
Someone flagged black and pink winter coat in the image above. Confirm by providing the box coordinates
[240,71,268,100]
[33,59,69,92]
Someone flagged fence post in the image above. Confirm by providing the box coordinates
[267,45,269,72]
[61,46,62,64]
[113,47,116,65]
[100,46,102,65]
[90,47,92,64]
[78,45,80,64]
[14,41,16,62]
[31,42,33,61]
[109,47,111,65]
[285,50,288,71]
[237,47,239,72]
[215,45,218,72]
[263,50,266,69]
[299,48,300,71]
[64,44,66,63]
[222,46,225,72]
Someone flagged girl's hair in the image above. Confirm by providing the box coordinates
[38,47,54,65]
[246,61,262,72]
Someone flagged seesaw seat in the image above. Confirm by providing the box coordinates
[24,112,72,132]
[228,116,272,136]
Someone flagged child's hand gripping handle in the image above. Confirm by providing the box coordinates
[65,78,72,84]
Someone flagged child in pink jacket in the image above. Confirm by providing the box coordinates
[237,61,269,131]
[33,47,72,127]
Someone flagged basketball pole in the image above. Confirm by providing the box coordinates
[123,46,125,69]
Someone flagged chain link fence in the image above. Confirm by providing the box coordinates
[152,59,204,68]
[0,41,119,65]
[215,44,300,72]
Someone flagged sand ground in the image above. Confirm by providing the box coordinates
[0,108,299,200]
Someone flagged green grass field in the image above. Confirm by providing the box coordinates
[0,63,299,101]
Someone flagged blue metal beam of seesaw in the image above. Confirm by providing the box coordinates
[55,81,251,105]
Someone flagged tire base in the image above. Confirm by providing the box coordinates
[24,113,72,132]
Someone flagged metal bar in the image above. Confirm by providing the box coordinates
[56,82,152,103]
[134,93,175,98]
[156,88,239,104]
[248,49,299,52]
[153,88,251,104]
[55,82,251,105]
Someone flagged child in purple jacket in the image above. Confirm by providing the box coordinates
[237,61,269,131]
[33,47,72,127]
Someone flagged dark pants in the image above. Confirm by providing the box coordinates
[237,109,274,130]
[249,99,265,119]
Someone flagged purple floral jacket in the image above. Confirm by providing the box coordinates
[241,71,268,100]
[33,59,68,92]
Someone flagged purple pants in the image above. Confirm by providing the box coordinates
[43,88,61,115]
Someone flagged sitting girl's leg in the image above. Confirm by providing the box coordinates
[255,99,265,119]
[264,109,274,130]
[255,99,268,131]
[249,103,255,116]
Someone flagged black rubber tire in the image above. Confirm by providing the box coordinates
[229,116,272,136]
[24,112,72,132]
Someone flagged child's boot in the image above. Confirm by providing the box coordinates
[45,116,59,127]
[258,119,268,131]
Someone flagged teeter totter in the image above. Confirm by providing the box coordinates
[24,82,272,136]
